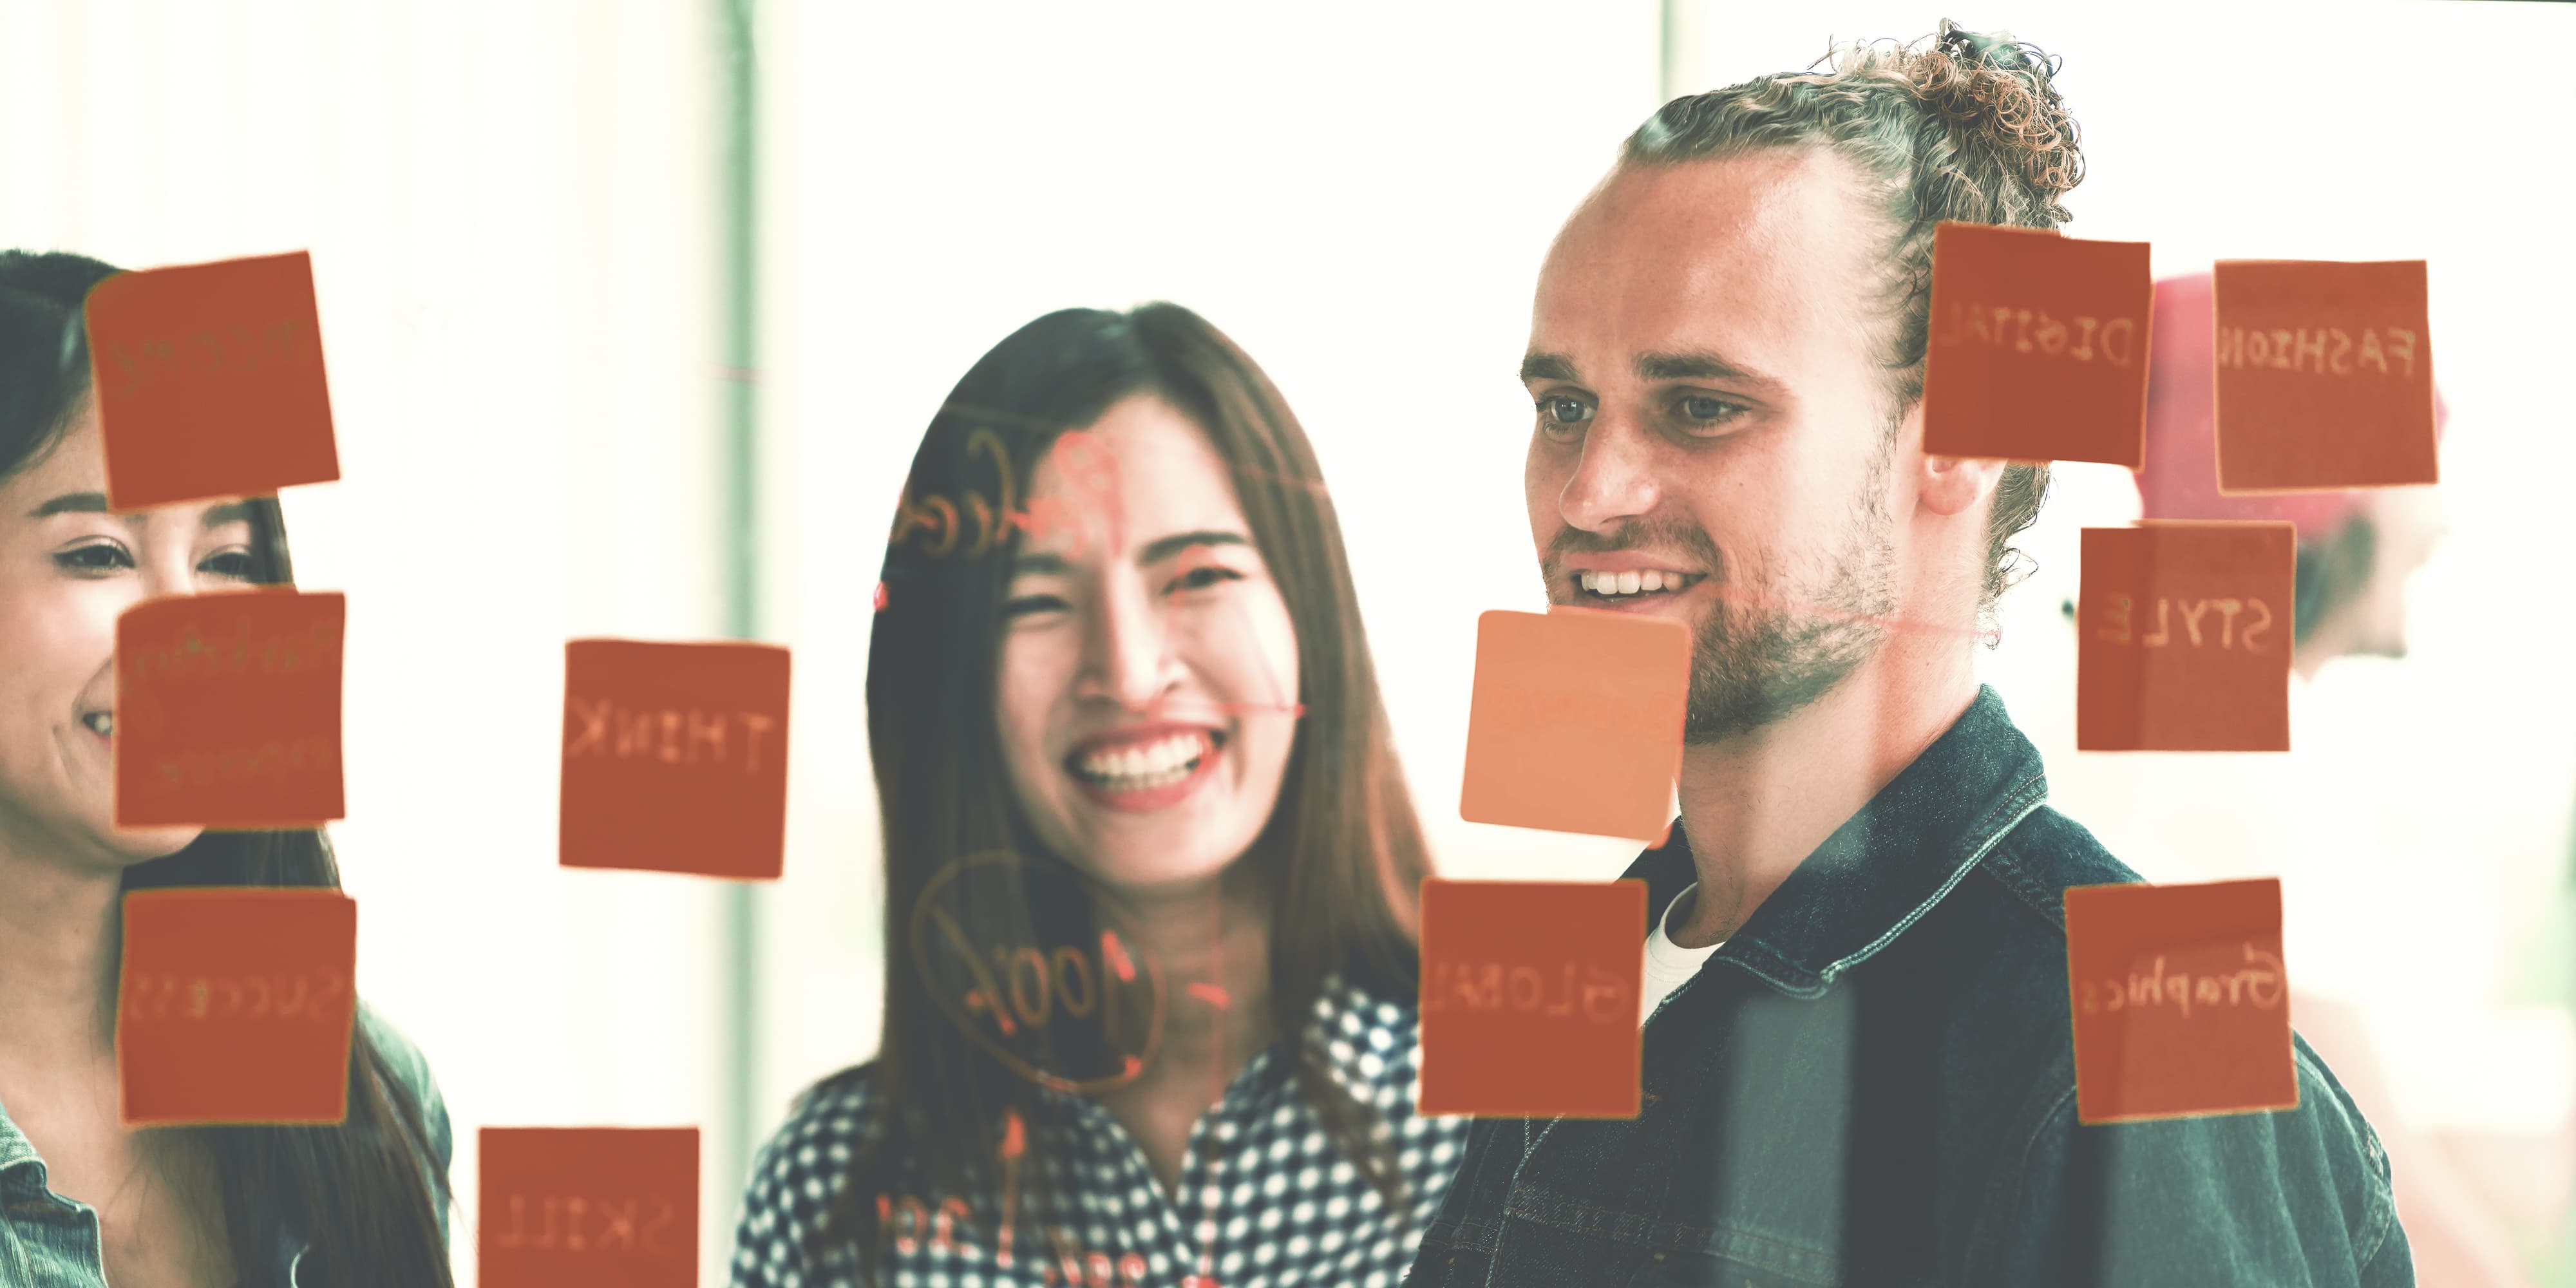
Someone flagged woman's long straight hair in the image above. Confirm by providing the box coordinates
[813,303,1435,1278]
[0,250,455,1288]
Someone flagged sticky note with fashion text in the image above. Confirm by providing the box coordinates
[2213,260,2437,494]
[82,252,340,510]
[1419,878,1645,1117]
[1461,609,1687,841]
[117,888,357,1126]
[115,589,345,828]
[560,639,790,880]
[2065,878,2297,1124]
[2077,523,2293,752]
[1922,222,2154,467]
[479,1127,697,1288]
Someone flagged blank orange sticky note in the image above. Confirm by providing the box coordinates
[2213,259,2438,493]
[2065,878,2297,1124]
[1461,609,1687,840]
[2076,524,2293,752]
[1922,222,2154,466]
[560,639,791,880]
[115,589,346,828]
[82,252,340,511]
[1419,879,1644,1117]
[118,888,357,1125]
[479,1127,698,1288]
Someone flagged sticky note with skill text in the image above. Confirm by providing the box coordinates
[1922,222,2154,466]
[2213,259,2437,493]
[1418,878,1645,1117]
[2077,523,2293,752]
[2065,878,2297,1123]
[560,639,790,879]
[118,888,357,1125]
[1461,609,1687,840]
[115,589,345,828]
[82,252,340,510]
[479,1127,698,1288]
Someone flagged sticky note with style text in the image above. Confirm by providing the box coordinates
[1922,222,2154,467]
[83,252,340,511]
[560,639,790,880]
[2077,523,2293,752]
[1461,609,1687,841]
[2213,259,2437,494]
[479,1127,698,1288]
[1418,878,1646,1117]
[2065,878,2297,1124]
[115,589,346,829]
[118,888,357,1126]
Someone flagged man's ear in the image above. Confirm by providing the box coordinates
[1918,450,2006,519]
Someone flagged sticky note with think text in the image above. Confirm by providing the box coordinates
[1461,609,1687,841]
[560,639,791,880]
[2213,259,2438,493]
[2077,523,2293,752]
[1922,222,2154,467]
[1418,878,1645,1117]
[2065,878,2297,1124]
[118,888,358,1126]
[479,1127,698,1288]
[115,589,346,829]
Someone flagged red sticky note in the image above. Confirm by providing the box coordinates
[1419,879,1644,1117]
[82,251,340,511]
[560,639,790,880]
[2077,523,2293,752]
[1461,609,1687,841]
[115,589,346,828]
[2065,878,2297,1123]
[118,888,357,1125]
[2213,259,2437,493]
[479,1127,698,1288]
[1922,222,2154,466]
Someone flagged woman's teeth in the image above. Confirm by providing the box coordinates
[81,712,113,736]
[1072,733,1211,791]
[1579,569,1696,598]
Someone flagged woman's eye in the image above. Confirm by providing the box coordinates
[54,542,133,574]
[1675,395,1747,429]
[200,551,258,581]
[1169,565,1242,594]
[1002,592,1071,619]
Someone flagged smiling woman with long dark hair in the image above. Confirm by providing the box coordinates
[730,303,1467,1287]
[0,250,455,1288]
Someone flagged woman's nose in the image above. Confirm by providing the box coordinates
[1083,585,1175,711]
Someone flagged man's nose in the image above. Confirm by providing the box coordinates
[1557,418,1661,533]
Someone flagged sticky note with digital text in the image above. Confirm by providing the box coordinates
[1922,222,2154,466]
[1418,878,1645,1117]
[2065,878,2297,1123]
[83,252,340,510]
[2213,260,2437,494]
[560,639,790,880]
[479,1127,698,1288]
[2077,523,2293,752]
[115,589,345,828]
[118,888,357,1126]
[1461,609,1687,840]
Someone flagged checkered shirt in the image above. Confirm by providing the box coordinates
[730,974,1469,1288]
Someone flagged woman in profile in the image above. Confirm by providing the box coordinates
[0,251,455,1288]
[732,304,1464,1287]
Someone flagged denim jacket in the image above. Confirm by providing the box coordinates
[0,1001,452,1287]
[1405,686,2410,1287]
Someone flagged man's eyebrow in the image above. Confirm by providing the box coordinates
[1637,350,1785,391]
[1520,353,1579,383]
[1010,531,1250,577]
[29,492,111,520]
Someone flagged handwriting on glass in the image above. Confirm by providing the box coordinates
[488,1191,685,1255]
[120,969,349,1023]
[2078,943,2285,1018]
[2215,326,2416,378]
[1935,302,2139,366]
[2093,595,2275,653]
[562,700,777,772]
[891,428,1122,559]
[1422,961,1630,1024]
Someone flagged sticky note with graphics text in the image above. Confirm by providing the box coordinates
[1922,222,2154,467]
[118,888,357,1125]
[1419,878,1645,1117]
[560,639,790,880]
[83,252,340,510]
[115,589,345,829]
[1461,609,1687,841]
[479,1127,698,1288]
[2077,523,2293,752]
[2065,878,2297,1123]
[2213,259,2437,494]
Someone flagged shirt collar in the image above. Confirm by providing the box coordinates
[0,1092,43,1189]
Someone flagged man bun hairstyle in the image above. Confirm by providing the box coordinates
[1624,17,2086,625]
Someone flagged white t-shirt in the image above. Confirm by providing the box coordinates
[1642,882,1724,1028]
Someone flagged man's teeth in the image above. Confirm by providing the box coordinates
[1579,570,1692,596]
[82,712,113,736]
[1074,733,1211,790]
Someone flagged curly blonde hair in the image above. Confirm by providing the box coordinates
[1623,17,2083,621]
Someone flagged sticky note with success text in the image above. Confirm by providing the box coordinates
[560,639,791,879]
[115,589,346,829]
[1461,609,1687,841]
[1922,222,2154,467]
[479,1127,698,1288]
[118,888,358,1125]
[1418,878,1645,1117]
[2078,523,2293,752]
[2065,878,2297,1124]
[2213,259,2438,493]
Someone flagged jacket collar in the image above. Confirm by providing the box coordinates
[1627,685,2049,998]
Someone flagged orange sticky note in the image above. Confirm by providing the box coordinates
[118,888,357,1125]
[560,639,791,880]
[2213,259,2438,493]
[1419,878,1644,1117]
[115,589,346,828]
[1461,609,1687,841]
[2065,878,2297,1123]
[1922,222,2154,466]
[2076,523,2293,752]
[479,1127,698,1288]
[82,252,340,511]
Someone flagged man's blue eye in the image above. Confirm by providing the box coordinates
[1544,399,1592,424]
[1681,396,1735,420]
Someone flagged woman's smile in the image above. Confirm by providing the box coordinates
[1063,723,1227,813]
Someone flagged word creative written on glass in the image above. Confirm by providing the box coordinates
[117,888,358,1126]
[478,1126,697,1288]
[114,589,346,830]
[2064,878,2298,1124]
[2212,258,2439,493]
[890,427,1125,560]
[2077,522,2295,752]
[1921,220,2155,468]
[1418,878,1645,1118]
[559,639,790,880]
